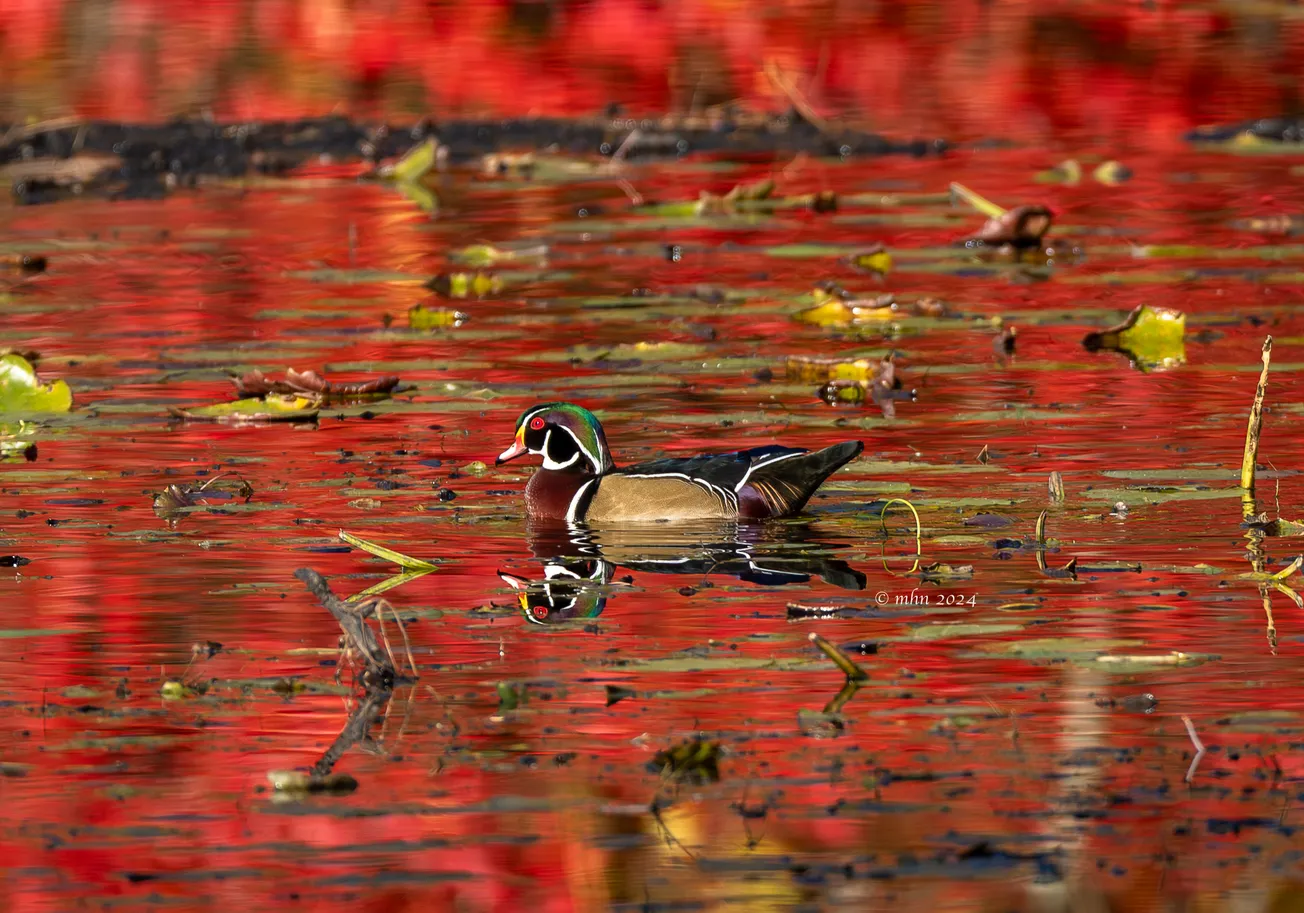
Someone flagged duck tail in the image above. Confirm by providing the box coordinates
[742,441,863,518]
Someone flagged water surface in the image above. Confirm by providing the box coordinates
[3,148,1304,910]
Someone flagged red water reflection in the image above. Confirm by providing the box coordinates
[2,1,1303,148]
[3,125,1304,908]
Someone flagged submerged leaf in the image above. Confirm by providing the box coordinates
[0,355,72,413]
[1082,304,1186,372]
[653,738,721,785]
[452,244,548,267]
[169,395,319,424]
[1035,159,1082,185]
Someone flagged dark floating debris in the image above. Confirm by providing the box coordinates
[153,475,254,526]
[652,738,721,785]
[969,204,1053,248]
[0,555,31,568]
[0,255,46,273]
[232,368,401,403]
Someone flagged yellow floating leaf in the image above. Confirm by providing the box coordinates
[0,354,72,413]
[1093,160,1132,186]
[168,395,318,424]
[851,248,893,276]
[408,304,468,330]
[1083,304,1185,372]
[785,355,877,383]
[382,137,440,184]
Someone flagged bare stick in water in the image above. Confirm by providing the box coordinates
[1182,714,1206,783]
[1241,337,1273,492]
[809,632,868,681]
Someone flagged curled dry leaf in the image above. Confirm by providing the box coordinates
[0,255,47,274]
[153,476,254,525]
[969,204,1054,247]
[232,368,400,401]
[791,352,914,417]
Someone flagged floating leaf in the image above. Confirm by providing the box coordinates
[1265,518,1304,537]
[1093,161,1132,186]
[786,355,879,384]
[168,395,319,424]
[849,244,892,276]
[233,368,399,401]
[917,562,975,581]
[0,420,38,462]
[376,137,441,184]
[451,244,548,267]
[1082,304,1186,372]
[160,680,197,700]
[268,770,359,795]
[408,303,468,330]
[969,204,1053,247]
[904,623,1022,641]
[426,272,503,299]
[0,354,72,413]
[1035,159,1082,185]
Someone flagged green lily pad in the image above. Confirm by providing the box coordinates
[408,304,468,330]
[168,395,320,424]
[1083,304,1186,372]
[0,355,72,413]
[899,623,1024,641]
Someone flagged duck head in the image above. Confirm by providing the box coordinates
[496,402,615,474]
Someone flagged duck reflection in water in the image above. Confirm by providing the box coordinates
[499,520,866,626]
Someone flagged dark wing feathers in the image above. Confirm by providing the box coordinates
[739,441,864,518]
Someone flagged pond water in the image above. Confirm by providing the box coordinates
[3,146,1304,911]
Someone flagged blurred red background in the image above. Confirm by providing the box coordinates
[1,0,1301,148]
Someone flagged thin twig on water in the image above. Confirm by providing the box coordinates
[1182,715,1206,783]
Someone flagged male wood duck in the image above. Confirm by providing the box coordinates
[495,402,863,523]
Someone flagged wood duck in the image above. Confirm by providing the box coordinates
[495,402,863,523]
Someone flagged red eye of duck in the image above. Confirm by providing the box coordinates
[530,417,546,430]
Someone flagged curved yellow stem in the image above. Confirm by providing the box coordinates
[877,497,922,576]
